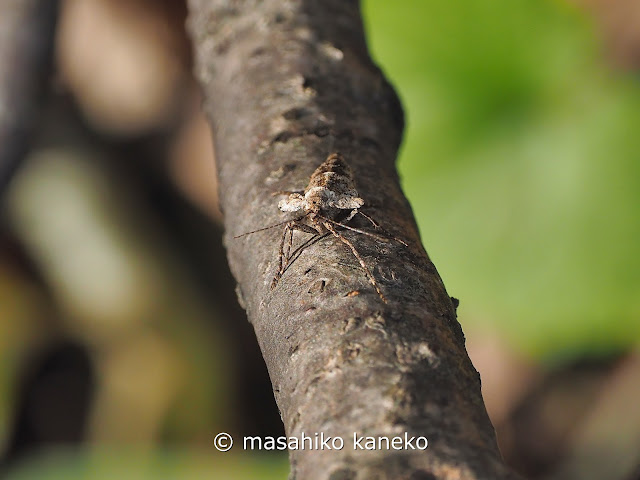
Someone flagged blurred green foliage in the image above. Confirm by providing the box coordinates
[362,0,640,358]
[5,448,288,480]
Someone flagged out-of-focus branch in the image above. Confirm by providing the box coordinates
[188,1,522,478]
[0,0,58,195]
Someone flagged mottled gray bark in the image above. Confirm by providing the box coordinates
[0,0,58,194]
[188,1,521,479]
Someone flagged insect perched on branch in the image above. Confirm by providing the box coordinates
[235,153,407,303]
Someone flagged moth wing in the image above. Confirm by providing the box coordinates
[278,193,306,212]
[332,193,364,210]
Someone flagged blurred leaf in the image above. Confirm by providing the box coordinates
[363,0,640,357]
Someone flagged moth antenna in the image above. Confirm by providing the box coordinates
[317,214,408,246]
[234,218,299,238]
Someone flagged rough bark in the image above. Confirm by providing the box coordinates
[0,0,58,194]
[188,1,522,479]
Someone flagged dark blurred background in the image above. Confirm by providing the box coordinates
[0,0,638,479]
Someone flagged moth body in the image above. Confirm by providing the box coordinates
[278,153,364,221]
[236,152,405,303]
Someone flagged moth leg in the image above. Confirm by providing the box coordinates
[368,226,409,247]
[361,224,409,247]
[272,222,293,290]
[323,222,387,304]
[271,221,319,289]
[283,222,295,265]
[285,232,330,274]
[343,208,358,223]
[358,211,379,229]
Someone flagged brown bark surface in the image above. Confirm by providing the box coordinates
[188,1,522,478]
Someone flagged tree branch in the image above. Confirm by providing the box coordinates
[188,1,521,478]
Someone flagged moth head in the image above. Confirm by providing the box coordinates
[278,193,306,212]
[304,186,331,212]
